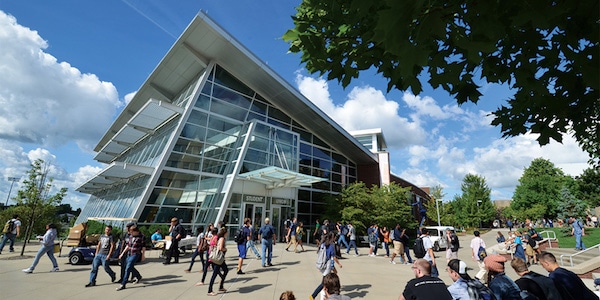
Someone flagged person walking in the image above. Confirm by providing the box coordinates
[258,217,276,267]
[539,251,597,300]
[390,224,406,264]
[86,225,117,286]
[336,221,350,250]
[445,228,459,263]
[22,223,59,273]
[117,222,135,283]
[311,232,343,300]
[195,227,218,286]
[185,226,205,273]
[345,222,359,256]
[0,214,21,254]
[399,259,452,300]
[236,218,252,275]
[285,217,298,252]
[116,226,145,291]
[207,227,229,296]
[510,257,565,300]
[570,216,586,250]
[483,254,522,300]
[164,217,185,264]
[470,230,487,283]
[380,226,391,258]
[295,222,306,252]
[400,228,413,264]
[421,229,438,277]
[246,221,261,259]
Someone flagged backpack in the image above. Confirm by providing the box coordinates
[316,244,328,270]
[413,236,426,258]
[450,233,460,252]
[2,219,15,234]
[477,245,487,260]
[520,290,539,300]
[341,225,349,236]
[465,279,497,300]
[234,227,245,244]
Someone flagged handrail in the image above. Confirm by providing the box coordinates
[559,243,600,267]
[538,230,557,248]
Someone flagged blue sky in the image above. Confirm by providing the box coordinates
[0,1,592,209]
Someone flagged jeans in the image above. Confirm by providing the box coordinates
[165,238,180,263]
[208,261,228,293]
[337,235,349,249]
[246,240,260,258]
[383,242,390,256]
[404,245,413,263]
[187,248,205,271]
[575,234,586,250]
[0,233,16,252]
[261,238,273,266]
[428,260,439,277]
[90,253,115,283]
[346,240,359,255]
[29,244,58,271]
[121,253,141,286]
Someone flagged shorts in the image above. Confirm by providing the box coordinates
[525,244,535,257]
[446,249,458,260]
[237,243,247,258]
[393,241,403,255]
[532,241,539,249]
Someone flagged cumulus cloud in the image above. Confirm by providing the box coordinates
[0,11,123,151]
[295,74,427,148]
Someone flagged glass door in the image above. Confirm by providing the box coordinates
[271,206,281,242]
[244,203,265,233]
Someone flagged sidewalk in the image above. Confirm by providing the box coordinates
[0,230,596,299]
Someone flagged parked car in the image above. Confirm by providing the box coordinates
[424,226,455,251]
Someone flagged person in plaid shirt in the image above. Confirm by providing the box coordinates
[116,226,145,291]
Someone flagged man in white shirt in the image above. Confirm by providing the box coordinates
[421,229,438,277]
[470,230,487,283]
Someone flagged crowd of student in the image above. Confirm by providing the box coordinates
[6,213,598,299]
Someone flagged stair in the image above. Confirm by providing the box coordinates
[545,247,600,278]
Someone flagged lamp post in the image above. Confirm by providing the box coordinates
[477,200,482,229]
[5,177,19,206]
[435,197,442,226]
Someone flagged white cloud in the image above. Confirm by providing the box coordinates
[295,74,427,148]
[0,11,123,151]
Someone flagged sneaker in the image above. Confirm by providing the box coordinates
[267,263,273,266]
[184,269,191,273]
[22,268,33,273]
[354,254,359,257]
[132,276,142,284]
[50,267,59,272]
[237,269,245,275]
[390,261,396,264]
[110,274,116,283]
[85,282,96,288]
[116,285,125,291]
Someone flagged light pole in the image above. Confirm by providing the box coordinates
[477,200,482,229]
[5,177,19,206]
[435,198,442,226]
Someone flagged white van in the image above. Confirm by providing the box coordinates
[424,226,455,251]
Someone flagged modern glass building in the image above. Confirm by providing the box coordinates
[76,12,430,237]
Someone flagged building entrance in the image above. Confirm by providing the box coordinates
[243,203,264,233]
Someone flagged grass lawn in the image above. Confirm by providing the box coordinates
[536,227,599,248]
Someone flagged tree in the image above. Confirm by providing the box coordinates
[575,166,600,207]
[283,1,599,163]
[335,182,414,235]
[511,158,570,218]
[452,174,495,228]
[557,186,587,221]
[13,159,67,255]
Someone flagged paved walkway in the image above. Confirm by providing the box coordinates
[0,229,597,299]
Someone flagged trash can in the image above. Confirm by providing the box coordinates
[53,242,60,254]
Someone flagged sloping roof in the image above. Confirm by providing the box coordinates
[94,11,377,165]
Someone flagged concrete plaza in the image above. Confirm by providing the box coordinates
[0,229,597,299]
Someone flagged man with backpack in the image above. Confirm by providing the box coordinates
[470,230,488,283]
[421,229,439,277]
[570,216,586,250]
[0,214,21,254]
[510,257,569,300]
[447,259,497,300]
[235,218,252,275]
